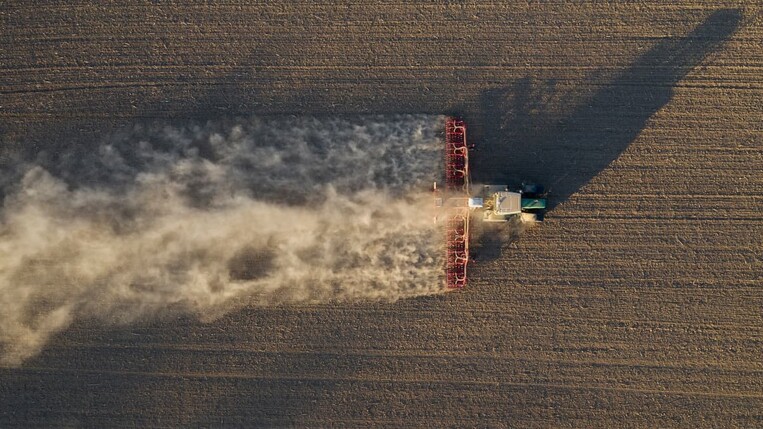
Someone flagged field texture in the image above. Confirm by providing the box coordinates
[2,1,762,427]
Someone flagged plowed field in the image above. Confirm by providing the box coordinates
[1,1,762,427]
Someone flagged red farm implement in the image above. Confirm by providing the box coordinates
[438,117,547,289]
[443,117,470,289]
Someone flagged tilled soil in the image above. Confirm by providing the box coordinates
[1,1,762,427]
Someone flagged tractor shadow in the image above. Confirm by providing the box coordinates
[469,8,742,262]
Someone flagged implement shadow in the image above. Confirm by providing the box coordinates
[473,9,742,211]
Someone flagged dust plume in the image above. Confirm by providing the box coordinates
[0,115,445,366]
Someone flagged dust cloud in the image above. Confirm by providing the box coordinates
[0,115,445,366]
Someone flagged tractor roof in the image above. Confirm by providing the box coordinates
[494,192,522,215]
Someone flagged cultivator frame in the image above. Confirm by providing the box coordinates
[444,117,470,289]
[445,117,469,192]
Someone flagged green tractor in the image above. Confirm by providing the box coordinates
[468,183,548,223]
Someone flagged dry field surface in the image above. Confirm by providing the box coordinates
[2,1,763,427]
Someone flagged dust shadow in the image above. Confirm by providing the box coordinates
[473,8,742,208]
[470,217,527,263]
[469,8,742,261]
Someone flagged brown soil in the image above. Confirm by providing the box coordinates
[1,1,762,427]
